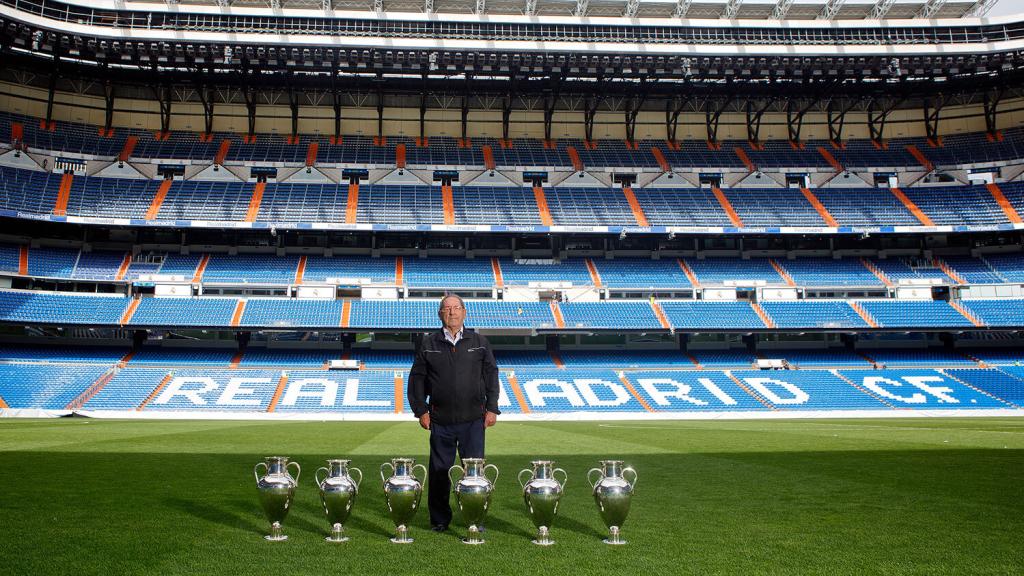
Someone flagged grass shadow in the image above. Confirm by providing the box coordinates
[164,496,263,535]
[549,513,605,540]
[477,515,534,539]
[346,509,396,538]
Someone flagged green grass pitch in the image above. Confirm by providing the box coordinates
[1,417,1022,575]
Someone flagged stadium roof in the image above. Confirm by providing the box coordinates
[162,0,1001,20]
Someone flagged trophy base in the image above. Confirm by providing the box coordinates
[326,524,348,543]
[604,526,626,545]
[461,537,486,545]
[391,525,413,544]
[264,535,288,542]
[532,539,556,546]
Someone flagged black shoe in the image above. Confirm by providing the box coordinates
[431,524,448,532]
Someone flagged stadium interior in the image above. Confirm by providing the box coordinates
[2,0,1024,418]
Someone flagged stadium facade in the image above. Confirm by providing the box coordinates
[2,0,1024,419]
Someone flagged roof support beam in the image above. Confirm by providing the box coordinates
[624,80,647,144]
[827,98,856,144]
[786,98,816,145]
[373,0,383,11]
[723,0,743,19]
[983,89,1003,137]
[461,76,471,141]
[816,0,846,19]
[501,81,515,141]
[770,0,794,19]
[706,97,732,145]
[199,83,215,136]
[288,85,299,139]
[419,82,428,141]
[156,82,174,136]
[914,0,947,18]
[745,98,773,145]
[966,0,997,17]
[869,0,897,19]
[524,0,536,15]
[476,0,485,14]
[623,0,641,17]
[584,94,601,143]
[543,79,561,142]
[666,94,689,144]
[574,0,589,17]
[376,80,385,141]
[922,94,946,143]
[332,85,342,142]
[424,0,433,13]
[103,80,116,136]
[673,0,692,17]
[868,96,903,145]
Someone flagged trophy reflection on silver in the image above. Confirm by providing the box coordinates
[381,457,427,543]
[316,459,362,543]
[450,458,498,544]
[518,460,567,546]
[254,456,301,541]
[588,460,636,545]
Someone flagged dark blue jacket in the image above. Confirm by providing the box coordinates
[407,329,500,425]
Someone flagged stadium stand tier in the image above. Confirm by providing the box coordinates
[1,290,1017,330]
[5,160,1024,230]
[2,346,1022,415]
[6,112,1024,173]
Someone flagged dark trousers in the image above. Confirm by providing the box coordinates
[428,417,485,527]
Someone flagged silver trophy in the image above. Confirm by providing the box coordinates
[518,460,568,546]
[254,456,301,541]
[380,457,427,543]
[315,459,363,543]
[449,458,499,545]
[588,460,637,545]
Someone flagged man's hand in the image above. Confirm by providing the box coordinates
[419,413,430,430]
[484,411,497,428]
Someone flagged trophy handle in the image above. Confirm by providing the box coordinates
[413,464,427,485]
[517,469,533,488]
[315,466,328,487]
[622,466,638,489]
[484,464,499,485]
[287,461,301,484]
[253,462,267,484]
[553,467,569,488]
[587,468,603,489]
[448,464,465,489]
[380,462,394,485]
[349,467,363,489]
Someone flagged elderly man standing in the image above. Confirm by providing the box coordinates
[408,294,500,532]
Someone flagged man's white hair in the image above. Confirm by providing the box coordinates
[438,293,466,314]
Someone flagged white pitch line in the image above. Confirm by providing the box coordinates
[598,422,1024,434]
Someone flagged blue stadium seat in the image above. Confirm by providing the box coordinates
[0,364,108,409]
[857,300,973,328]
